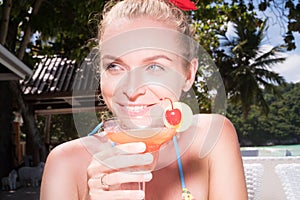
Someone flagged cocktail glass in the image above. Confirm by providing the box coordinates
[103,116,177,199]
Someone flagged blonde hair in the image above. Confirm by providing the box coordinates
[97,0,198,70]
[98,0,194,41]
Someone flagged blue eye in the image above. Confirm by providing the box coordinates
[146,64,164,72]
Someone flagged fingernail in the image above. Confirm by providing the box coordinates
[137,190,145,199]
[135,142,146,152]
[142,153,153,164]
[143,173,153,181]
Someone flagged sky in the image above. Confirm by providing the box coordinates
[268,31,300,83]
[226,20,300,83]
[221,1,300,83]
[258,5,300,84]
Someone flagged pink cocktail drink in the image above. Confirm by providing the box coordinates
[106,127,176,152]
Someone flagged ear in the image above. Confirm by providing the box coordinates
[182,58,198,92]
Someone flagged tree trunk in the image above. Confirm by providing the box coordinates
[0,0,12,45]
[44,114,52,153]
[15,0,46,165]
[17,0,43,60]
[0,82,13,178]
[9,81,47,165]
[23,105,43,165]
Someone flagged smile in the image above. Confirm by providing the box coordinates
[125,105,147,113]
[115,103,159,117]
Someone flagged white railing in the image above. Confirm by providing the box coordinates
[275,163,300,200]
[243,163,264,200]
[243,156,300,200]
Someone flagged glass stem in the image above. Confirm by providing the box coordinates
[139,181,146,200]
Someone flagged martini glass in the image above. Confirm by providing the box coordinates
[103,116,177,199]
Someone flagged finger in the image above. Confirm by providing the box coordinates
[102,153,153,169]
[105,171,153,185]
[115,142,147,154]
[88,153,153,176]
[88,173,110,190]
[80,135,110,155]
[87,158,112,177]
[92,142,149,169]
[89,172,152,189]
[90,190,144,200]
[93,142,147,161]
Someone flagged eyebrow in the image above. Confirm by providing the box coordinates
[101,55,117,61]
[101,54,173,62]
[143,55,172,62]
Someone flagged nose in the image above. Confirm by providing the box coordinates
[124,86,146,100]
[122,70,146,100]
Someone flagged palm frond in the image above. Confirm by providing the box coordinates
[218,16,287,117]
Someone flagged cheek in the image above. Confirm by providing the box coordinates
[100,75,119,110]
[151,73,186,99]
[146,77,185,100]
[149,86,181,100]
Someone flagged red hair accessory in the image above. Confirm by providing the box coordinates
[169,0,197,11]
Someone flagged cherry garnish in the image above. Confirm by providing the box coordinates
[161,97,182,126]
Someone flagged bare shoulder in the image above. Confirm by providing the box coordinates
[193,114,248,199]
[43,138,92,178]
[195,113,234,128]
[45,135,113,169]
[41,137,94,199]
[191,114,239,158]
[48,137,88,160]
[195,113,237,140]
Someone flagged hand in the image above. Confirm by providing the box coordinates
[87,142,153,200]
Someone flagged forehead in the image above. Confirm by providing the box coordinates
[102,17,176,40]
[100,28,182,58]
[100,18,191,60]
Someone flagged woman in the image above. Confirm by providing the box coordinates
[40,0,248,199]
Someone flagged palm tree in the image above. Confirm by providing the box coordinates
[215,16,286,117]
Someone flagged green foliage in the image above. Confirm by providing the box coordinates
[192,0,231,52]
[30,0,109,61]
[214,13,286,117]
[2,0,299,61]
[1,0,109,63]
[191,0,288,116]
[36,110,112,145]
[228,83,300,146]
[37,114,78,143]
[247,0,300,50]
[191,1,243,113]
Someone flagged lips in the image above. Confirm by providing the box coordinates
[115,103,158,117]
[125,104,152,116]
[126,105,147,113]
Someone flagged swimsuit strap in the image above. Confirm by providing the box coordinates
[88,122,103,136]
[88,122,115,146]
[173,135,186,188]
[173,135,195,200]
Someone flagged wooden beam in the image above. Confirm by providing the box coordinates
[29,100,69,105]
[24,90,101,101]
[0,73,20,80]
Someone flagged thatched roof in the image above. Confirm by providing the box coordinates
[22,55,106,114]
